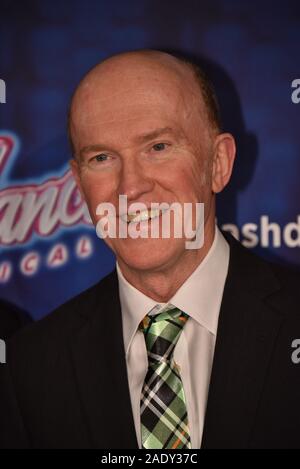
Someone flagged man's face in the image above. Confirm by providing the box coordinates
[70,59,216,273]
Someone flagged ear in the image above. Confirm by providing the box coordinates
[212,133,236,193]
[69,158,85,199]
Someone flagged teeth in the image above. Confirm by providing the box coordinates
[121,209,165,223]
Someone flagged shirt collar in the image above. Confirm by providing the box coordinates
[117,227,229,356]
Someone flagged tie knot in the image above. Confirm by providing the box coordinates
[139,306,189,365]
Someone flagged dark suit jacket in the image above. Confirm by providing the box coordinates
[0,300,31,341]
[1,234,300,449]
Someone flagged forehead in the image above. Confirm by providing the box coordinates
[70,60,206,148]
[74,75,190,118]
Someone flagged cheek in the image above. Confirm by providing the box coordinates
[80,169,114,197]
[79,174,116,220]
[188,154,212,197]
[168,159,208,201]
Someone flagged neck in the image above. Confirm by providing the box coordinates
[118,223,216,302]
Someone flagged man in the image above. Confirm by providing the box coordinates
[1,50,300,449]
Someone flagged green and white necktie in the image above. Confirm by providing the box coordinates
[140,305,191,449]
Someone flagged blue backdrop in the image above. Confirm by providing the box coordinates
[0,0,299,320]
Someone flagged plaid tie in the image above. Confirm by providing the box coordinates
[139,305,191,449]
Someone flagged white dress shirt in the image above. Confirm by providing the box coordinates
[116,227,229,448]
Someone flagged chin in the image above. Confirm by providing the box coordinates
[112,237,185,272]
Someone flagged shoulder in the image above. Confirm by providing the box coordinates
[267,260,300,291]
[224,230,300,308]
[0,300,32,340]
[7,269,118,359]
[265,261,300,315]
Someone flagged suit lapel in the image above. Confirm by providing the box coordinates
[202,235,284,448]
[69,271,138,449]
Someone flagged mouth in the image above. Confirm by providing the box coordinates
[120,208,169,224]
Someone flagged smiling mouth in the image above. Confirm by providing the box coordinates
[120,208,169,224]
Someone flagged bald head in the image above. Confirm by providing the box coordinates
[68,50,221,157]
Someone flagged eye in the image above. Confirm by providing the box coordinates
[87,153,110,166]
[152,142,167,152]
[94,153,108,162]
[86,153,111,170]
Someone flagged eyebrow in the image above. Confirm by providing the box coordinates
[134,127,176,143]
[79,127,177,160]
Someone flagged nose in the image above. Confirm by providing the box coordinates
[117,155,154,202]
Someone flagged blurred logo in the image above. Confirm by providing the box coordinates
[0,133,91,247]
[0,133,93,282]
